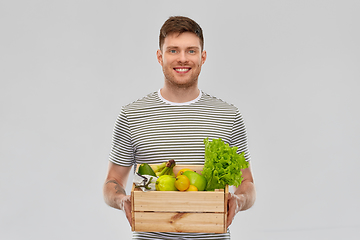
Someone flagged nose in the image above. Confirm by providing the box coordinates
[177,51,188,64]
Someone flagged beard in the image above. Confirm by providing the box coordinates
[162,67,201,89]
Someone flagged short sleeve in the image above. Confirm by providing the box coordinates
[109,108,135,166]
[231,109,251,162]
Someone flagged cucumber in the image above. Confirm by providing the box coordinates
[137,163,156,177]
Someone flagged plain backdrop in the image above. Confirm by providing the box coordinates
[1,1,359,239]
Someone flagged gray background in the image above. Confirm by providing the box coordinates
[1,0,359,239]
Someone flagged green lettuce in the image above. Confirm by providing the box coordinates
[201,138,249,191]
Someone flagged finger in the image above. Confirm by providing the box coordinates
[226,198,236,228]
[126,211,132,226]
[226,217,233,228]
[125,213,132,226]
[227,209,235,228]
[121,199,132,226]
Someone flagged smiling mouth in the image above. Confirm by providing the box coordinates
[174,67,191,73]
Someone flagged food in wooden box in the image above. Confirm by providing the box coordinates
[131,165,228,233]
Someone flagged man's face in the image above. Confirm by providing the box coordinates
[157,32,207,89]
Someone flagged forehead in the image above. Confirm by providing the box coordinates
[163,32,201,49]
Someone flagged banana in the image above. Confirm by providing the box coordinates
[152,162,166,174]
[156,159,176,177]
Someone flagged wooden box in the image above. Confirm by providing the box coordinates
[131,165,228,233]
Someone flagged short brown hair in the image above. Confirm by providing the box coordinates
[159,16,204,51]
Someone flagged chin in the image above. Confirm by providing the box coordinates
[170,79,198,88]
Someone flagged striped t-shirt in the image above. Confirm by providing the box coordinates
[109,90,251,239]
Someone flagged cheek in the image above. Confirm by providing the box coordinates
[162,58,174,67]
[194,57,203,66]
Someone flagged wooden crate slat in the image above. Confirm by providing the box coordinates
[133,190,225,212]
[133,212,225,233]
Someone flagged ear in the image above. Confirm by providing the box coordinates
[156,49,163,66]
[201,50,207,65]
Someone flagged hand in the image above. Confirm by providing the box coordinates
[226,192,245,228]
[119,195,132,226]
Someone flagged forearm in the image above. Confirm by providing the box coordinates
[103,179,128,210]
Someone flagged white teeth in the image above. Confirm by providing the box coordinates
[175,68,190,72]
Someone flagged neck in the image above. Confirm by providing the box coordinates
[160,84,200,103]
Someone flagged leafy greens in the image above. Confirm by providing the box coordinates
[201,138,249,191]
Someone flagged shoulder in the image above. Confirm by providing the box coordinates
[200,91,239,112]
[122,91,161,112]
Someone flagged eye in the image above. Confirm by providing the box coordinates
[170,49,177,53]
[189,50,195,54]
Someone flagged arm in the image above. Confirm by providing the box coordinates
[103,162,132,226]
[226,162,256,228]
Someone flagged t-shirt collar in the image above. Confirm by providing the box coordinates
[158,89,202,106]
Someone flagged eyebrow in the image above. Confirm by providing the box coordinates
[166,46,200,50]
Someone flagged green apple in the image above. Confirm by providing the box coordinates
[155,175,177,191]
[182,171,207,191]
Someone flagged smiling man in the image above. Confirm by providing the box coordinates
[103,16,256,240]
[157,29,207,103]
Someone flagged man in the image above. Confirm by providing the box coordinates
[103,16,256,239]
